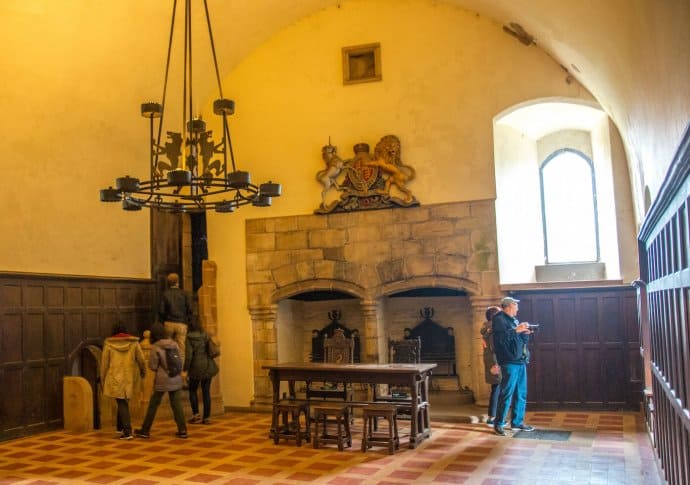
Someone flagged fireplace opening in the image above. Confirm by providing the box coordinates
[275,286,471,392]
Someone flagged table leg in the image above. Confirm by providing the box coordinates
[269,370,280,439]
[409,375,419,448]
[420,373,431,439]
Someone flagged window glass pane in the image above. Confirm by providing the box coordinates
[542,151,598,262]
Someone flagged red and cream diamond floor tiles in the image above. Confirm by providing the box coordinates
[0,411,662,484]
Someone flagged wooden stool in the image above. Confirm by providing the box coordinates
[312,404,352,451]
[361,404,399,455]
[272,400,310,446]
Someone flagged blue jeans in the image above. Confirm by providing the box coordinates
[188,378,212,419]
[495,363,527,427]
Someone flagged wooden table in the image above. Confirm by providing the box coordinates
[263,362,436,448]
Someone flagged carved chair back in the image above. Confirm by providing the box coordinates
[324,328,354,364]
[389,337,421,364]
[377,337,422,405]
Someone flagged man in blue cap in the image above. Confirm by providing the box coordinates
[491,296,535,436]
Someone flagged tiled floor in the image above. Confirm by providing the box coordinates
[0,410,663,484]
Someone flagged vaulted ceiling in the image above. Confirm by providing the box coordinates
[1,0,688,214]
[180,0,690,207]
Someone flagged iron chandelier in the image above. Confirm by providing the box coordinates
[99,0,281,213]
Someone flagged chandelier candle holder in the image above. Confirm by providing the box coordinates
[99,0,281,213]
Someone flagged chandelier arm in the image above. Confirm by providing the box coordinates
[135,178,257,195]
[125,192,155,204]
[203,0,224,99]
[125,183,266,212]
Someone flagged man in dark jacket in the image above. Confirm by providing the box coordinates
[160,273,193,362]
[491,296,535,436]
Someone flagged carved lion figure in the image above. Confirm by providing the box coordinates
[367,135,416,202]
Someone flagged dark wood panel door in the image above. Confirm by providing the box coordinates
[514,287,641,410]
[151,210,183,326]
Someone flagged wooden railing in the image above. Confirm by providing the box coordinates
[637,122,690,485]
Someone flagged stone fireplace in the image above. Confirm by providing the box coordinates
[246,200,501,407]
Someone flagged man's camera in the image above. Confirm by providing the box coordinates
[526,323,540,330]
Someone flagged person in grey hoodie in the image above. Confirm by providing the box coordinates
[134,323,188,439]
[100,323,146,440]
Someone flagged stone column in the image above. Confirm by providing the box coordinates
[249,304,278,408]
[360,299,381,363]
[469,296,501,407]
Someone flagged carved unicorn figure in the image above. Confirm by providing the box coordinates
[316,143,347,204]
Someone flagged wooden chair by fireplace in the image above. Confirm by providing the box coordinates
[375,337,421,403]
[306,329,354,402]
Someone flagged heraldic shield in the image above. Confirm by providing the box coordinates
[315,135,419,214]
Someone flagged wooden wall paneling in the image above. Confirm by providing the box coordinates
[603,295,627,406]
[83,287,99,307]
[24,365,45,427]
[24,312,45,361]
[65,285,82,307]
[83,311,101,340]
[554,297,581,404]
[45,363,63,426]
[46,313,65,358]
[25,284,44,307]
[1,313,22,364]
[0,273,155,441]
[514,287,639,409]
[65,311,84,358]
[1,367,22,437]
[580,296,603,406]
[622,291,643,404]
[533,296,555,403]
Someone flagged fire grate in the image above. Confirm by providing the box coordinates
[513,429,571,441]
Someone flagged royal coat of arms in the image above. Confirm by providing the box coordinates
[315,134,419,214]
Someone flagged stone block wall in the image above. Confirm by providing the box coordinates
[246,200,502,406]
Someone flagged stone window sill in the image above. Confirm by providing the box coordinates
[535,262,605,283]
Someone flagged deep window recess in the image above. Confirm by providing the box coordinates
[540,149,599,263]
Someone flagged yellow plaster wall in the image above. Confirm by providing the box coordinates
[206,0,594,406]
[0,1,168,277]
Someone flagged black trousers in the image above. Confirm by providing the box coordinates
[116,398,132,435]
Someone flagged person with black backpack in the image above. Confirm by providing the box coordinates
[134,323,188,439]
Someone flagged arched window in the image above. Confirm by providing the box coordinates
[540,149,599,263]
